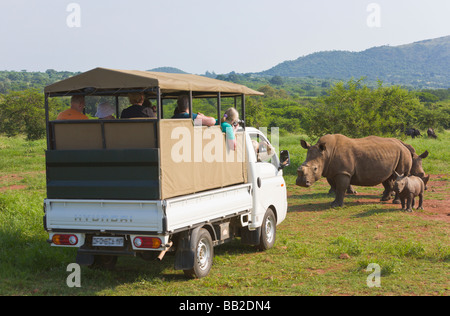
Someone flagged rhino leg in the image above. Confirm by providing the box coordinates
[381,178,394,201]
[330,174,350,208]
[417,193,424,210]
[346,185,357,194]
[406,195,414,212]
[327,178,356,195]
[400,197,406,210]
[327,178,336,195]
[392,191,401,204]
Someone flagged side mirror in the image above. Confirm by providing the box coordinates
[279,150,290,170]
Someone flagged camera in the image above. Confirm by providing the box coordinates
[233,119,245,127]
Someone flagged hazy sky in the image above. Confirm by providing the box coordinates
[0,0,449,74]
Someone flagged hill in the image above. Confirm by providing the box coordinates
[260,36,450,89]
[147,67,188,74]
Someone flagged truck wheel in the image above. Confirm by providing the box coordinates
[259,209,276,251]
[184,228,213,279]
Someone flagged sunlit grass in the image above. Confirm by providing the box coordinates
[0,133,448,296]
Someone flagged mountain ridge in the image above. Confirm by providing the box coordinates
[258,35,450,88]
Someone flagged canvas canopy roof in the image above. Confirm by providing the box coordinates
[44,67,264,97]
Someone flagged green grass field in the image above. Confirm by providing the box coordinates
[0,132,448,296]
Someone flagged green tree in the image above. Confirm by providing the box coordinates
[245,97,267,129]
[0,89,62,140]
[269,75,284,86]
[303,79,424,139]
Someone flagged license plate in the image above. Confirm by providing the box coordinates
[92,236,124,247]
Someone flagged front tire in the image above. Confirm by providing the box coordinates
[259,209,276,251]
[184,228,214,279]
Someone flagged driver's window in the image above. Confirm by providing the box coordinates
[250,133,276,164]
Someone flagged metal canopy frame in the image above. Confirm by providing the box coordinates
[45,87,246,121]
[44,85,246,150]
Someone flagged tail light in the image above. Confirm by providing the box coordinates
[133,237,161,249]
[52,234,78,246]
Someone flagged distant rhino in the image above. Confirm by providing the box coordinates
[427,128,437,139]
[296,134,413,207]
[405,128,421,138]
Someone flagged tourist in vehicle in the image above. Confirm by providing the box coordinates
[120,93,154,118]
[252,139,275,162]
[142,98,156,118]
[56,95,88,120]
[172,95,216,126]
[95,102,116,120]
[221,107,240,151]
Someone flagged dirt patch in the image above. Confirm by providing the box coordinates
[0,174,24,184]
[0,174,26,192]
[290,174,449,223]
[410,175,450,223]
[395,174,449,223]
[0,171,46,192]
[351,174,450,223]
[0,184,27,192]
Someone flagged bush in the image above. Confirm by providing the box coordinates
[0,89,63,140]
[302,79,425,139]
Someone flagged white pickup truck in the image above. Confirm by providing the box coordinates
[43,68,289,278]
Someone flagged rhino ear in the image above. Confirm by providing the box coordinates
[318,143,326,152]
[300,140,310,149]
[419,150,429,159]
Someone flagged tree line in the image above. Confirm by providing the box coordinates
[0,74,449,141]
[245,78,449,140]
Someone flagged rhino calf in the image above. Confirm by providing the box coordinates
[393,173,425,212]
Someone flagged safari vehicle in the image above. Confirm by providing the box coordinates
[43,68,290,278]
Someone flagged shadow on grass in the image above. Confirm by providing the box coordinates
[353,208,401,218]
[288,192,391,213]
[0,234,268,294]
[83,239,261,285]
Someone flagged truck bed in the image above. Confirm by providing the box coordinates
[45,183,252,235]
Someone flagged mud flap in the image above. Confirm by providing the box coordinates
[240,226,261,246]
[76,251,94,266]
[174,227,202,271]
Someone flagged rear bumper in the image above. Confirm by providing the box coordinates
[47,231,170,252]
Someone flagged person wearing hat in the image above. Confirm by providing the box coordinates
[95,102,116,120]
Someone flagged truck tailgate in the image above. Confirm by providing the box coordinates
[45,199,164,233]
